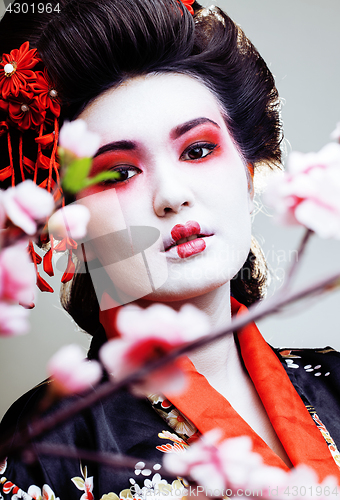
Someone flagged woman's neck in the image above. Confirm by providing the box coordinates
[182,284,235,381]
[139,282,235,380]
[184,286,244,398]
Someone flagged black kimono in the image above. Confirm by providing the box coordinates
[1,308,340,498]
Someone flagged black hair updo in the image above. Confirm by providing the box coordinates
[0,0,282,333]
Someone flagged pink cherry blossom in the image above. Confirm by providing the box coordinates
[265,143,340,239]
[117,302,210,343]
[0,243,36,306]
[0,302,30,336]
[47,344,102,395]
[48,204,90,240]
[164,429,227,492]
[59,119,101,158]
[1,180,55,235]
[164,430,338,500]
[0,200,5,229]
[331,122,340,142]
[99,303,210,394]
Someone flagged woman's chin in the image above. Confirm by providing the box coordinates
[135,275,231,304]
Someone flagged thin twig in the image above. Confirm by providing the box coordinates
[24,443,174,479]
[281,228,314,292]
[1,269,340,462]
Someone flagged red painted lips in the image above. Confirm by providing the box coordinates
[171,220,201,241]
[170,220,207,258]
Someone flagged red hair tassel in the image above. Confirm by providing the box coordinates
[19,134,25,182]
[7,129,15,186]
[61,249,75,283]
[34,123,44,183]
[43,234,54,277]
[48,117,59,192]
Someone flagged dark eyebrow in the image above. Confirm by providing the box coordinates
[171,117,220,140]
[94,140,137,158]
[93,118,220,157]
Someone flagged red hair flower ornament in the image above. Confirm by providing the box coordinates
[31,69,61,118]
[7,93,46,132]
[0,41,39,100]
[0,41,60,135]
[177,0,194,15]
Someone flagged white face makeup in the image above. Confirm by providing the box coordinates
[77,73,253,304]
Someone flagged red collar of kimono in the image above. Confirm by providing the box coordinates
[163,297,340,481]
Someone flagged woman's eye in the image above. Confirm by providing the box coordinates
[181,143,218,161]
[102,166,141,185]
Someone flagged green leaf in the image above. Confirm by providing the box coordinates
[61,158,122,194]
[84,170,121,187]
[58,147,77,168]
[62,157,92,194]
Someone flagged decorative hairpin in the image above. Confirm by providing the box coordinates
[0,41,73,293]
[178,0,195,15]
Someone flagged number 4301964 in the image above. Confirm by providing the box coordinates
[5,3,60,14]
[283,486,339,497]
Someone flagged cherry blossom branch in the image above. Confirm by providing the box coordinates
[24,443,174,479]
[281,228,313,292]
[1,267,339,463]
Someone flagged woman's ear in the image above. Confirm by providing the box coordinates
[247,163,255,214]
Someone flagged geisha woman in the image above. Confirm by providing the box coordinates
[1,0,340,497]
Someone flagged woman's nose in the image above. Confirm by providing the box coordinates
[153,167,195,217]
